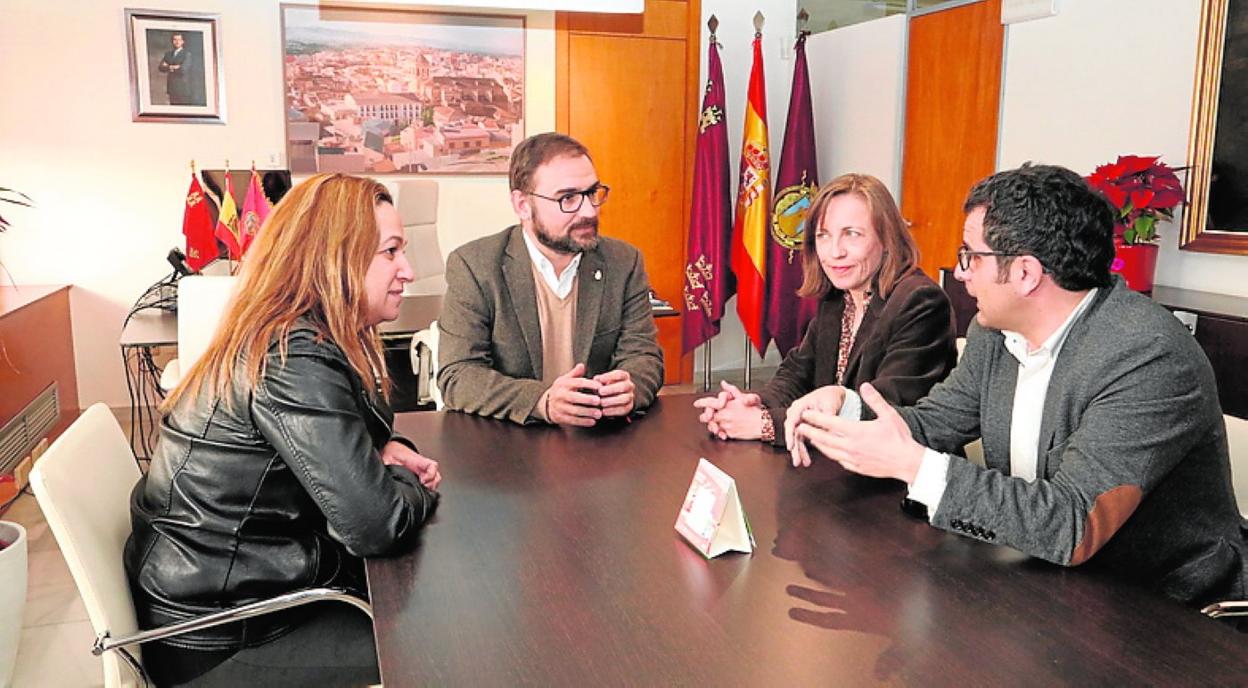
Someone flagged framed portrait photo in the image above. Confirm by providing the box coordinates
[124,9,226,124]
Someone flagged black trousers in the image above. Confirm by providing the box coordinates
[142,603,380,687]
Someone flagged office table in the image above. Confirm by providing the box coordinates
[368,394,1248,686]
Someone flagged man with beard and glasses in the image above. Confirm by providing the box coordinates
[437,132,664,426]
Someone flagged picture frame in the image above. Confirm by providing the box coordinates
[280,3,525,175]
[1183,0,1248,254]
[124,8,226,124]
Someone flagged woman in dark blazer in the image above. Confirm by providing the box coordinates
[695,173,956,447]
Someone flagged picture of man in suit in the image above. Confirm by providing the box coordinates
[437,132,664,426]
[789,163,1245,610]
[158,32,192,105]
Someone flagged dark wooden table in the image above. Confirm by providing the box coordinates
[371,394,1248,686]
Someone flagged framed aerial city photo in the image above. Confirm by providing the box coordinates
[124,8,226,124]
[281,4,525,175]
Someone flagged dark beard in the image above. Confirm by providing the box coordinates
[534,216,600,254]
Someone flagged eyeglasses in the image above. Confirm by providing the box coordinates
[528,183,610,214]
[956,246,1022,271]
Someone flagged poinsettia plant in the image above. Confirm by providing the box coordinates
[1086,155,1185,244]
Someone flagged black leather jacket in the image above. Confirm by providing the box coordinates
[124,324,438,650]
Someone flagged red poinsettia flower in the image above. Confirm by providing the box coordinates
[1084,155,1186,244]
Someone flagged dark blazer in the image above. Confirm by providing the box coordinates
[758,268,957,445]
[125,323,437,649]
[900,278,1245,606]
[159,47,192,104]
[437,225,664,424]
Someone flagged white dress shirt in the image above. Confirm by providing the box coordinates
[521,229,582,299]
[905,289,1098,516]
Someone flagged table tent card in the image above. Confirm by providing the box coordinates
[675,458,754,558]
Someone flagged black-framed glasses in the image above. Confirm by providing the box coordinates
[528,183,610,213]
[956,245,1022,271]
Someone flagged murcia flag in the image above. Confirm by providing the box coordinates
[681,34,734,354]
[182,172,218,272]
[730,32,771,355]
[765,31,819,355]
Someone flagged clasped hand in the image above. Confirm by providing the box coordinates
[380,440,442,490]
[693,380,765,440]
[545,362,635,427]
[787,383,925,484]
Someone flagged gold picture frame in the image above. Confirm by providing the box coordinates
[1183,0,1248,254]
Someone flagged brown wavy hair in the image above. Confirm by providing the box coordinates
[796,173,919,300]
[163,173,394,410]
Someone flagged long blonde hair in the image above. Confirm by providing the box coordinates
[797,173,919,300]
[164,173,393,410]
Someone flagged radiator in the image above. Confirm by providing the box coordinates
[0,383,59,474]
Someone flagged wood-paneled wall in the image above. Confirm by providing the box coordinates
[901,0,1004,279]
[556,0,701,383]
[0,285,79,441]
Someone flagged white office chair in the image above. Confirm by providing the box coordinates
[29,404,373,687]
[159,275,238,391]
[1224,414,1248,519]
[395,180,445,296]
[409,320,443,410]
[1200,414,1248,620]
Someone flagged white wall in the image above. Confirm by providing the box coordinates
[998,0,1248,297]
[0,0,555,407]
[694,7,909,378]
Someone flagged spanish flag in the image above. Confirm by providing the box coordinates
[214,173,242,260]
[730,34,771,355]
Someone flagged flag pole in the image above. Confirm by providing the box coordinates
[701,341,712,392]
[744,335,753,388]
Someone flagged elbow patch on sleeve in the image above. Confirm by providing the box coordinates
[1068,484,1143,565]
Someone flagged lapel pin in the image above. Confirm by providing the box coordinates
[594,269,602,281]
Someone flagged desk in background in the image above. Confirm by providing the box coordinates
[119,295,444,456]
[369,395,1247,686]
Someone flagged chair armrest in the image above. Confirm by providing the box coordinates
[1201,600,1248,619]
[93,587,372,656]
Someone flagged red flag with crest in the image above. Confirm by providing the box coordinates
[240,168,271,254]
[681,34,734,354]
[764,31,819,355]
[182,172,217,272]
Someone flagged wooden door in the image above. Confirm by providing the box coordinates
[900,0,1004,278]
[556,0,701,383]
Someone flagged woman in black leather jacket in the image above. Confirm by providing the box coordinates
[125,174,440,687]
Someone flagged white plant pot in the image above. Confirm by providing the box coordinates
[0,522,27,688]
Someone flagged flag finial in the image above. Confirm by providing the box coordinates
[707,14,718,39]
[753,11,764,36]
[224,159,230,171]
[797,8,810,37]
[190,159,196,175]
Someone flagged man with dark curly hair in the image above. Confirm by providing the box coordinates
[789,163,1245,611]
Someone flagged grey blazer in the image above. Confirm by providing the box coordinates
[437,225,664,424]
[899,277,1245,605]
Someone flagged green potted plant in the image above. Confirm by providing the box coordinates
[1085,155,1184,293]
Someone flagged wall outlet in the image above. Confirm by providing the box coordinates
[32,438,49,463]
[13,456,33,491]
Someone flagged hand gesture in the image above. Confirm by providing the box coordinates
[791,383,924,482]
[783,386,848,467]
[545,363,603,427]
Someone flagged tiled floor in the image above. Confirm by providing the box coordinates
[4,492,104,687]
